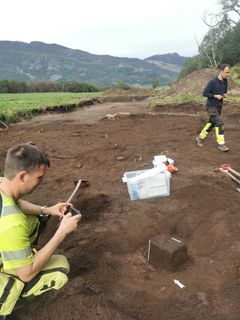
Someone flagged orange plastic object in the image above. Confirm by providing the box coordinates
[167,165,178,173]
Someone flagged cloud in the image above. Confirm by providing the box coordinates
[0,0,219,58]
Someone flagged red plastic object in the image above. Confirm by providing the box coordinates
[220,163,231,170]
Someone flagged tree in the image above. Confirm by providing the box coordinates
[115,81,131,90]
[0,80,28,93]
[217,0,240,25]
[150,78,160,89]
[195,0,240,68]
[181,0,240,73]
[200,11,232,67]
[178,56,204,79]
[220,21,240,65]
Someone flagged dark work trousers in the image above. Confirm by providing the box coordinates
[199,106,225,145]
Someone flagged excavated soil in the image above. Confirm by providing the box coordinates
[0,98,240,320]
[162,68,240,97]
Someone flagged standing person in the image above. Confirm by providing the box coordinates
[0,143,81,319]
[196,64,230,152]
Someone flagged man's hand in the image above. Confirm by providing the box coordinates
[44,202,72,218]
[58,212,82,236]
[214,94,224,100]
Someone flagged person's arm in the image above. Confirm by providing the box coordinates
[18,199,70,218]
[14,213,81,282]
[224,80,228,96]
[203,79,215,98]
[203,79,224,101]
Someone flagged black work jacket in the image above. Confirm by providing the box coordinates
[203,76,228,108]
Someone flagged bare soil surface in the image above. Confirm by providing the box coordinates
[0,98,240,320]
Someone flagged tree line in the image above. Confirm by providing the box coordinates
[0,79,100,93]
[180,0,240,78]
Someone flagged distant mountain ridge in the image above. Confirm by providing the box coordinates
[145,53,188,66]
[0,41,189,86]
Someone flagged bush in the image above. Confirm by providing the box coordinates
[115,81,131,90]
[0,79,99,93]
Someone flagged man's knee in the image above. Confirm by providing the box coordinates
[215,117,224,127]
[42,255,70,274]
[21,255,70,299]
[21,270,68,298]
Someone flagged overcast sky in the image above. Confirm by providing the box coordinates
[1,0,220,59]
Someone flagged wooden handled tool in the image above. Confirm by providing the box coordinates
[228,167,240,179]
[219,168,240,185]
[67,180,82,203]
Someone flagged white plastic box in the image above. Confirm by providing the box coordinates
[122,167,171,200]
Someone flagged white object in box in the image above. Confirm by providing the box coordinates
[153,155,167,163]
[152,161,168,170]
[122,167,170,200]
[167,157,174,165]
[153,155,175,167]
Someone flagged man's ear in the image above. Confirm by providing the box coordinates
[17,171,27,183]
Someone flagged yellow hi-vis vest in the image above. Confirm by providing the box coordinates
[0,192,39,270]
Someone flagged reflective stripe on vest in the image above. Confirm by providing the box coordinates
[0,277,15,307]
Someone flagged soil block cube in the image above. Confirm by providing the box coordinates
[149,234,189,271]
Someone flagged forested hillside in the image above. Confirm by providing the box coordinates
[145,53,188,73]
[0,41,186,87]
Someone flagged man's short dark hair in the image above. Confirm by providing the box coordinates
[4,143,50,179]
[219,63,230,71]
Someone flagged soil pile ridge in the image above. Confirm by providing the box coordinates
[161,68,240,97]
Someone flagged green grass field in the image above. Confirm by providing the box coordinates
[0,92,100,122]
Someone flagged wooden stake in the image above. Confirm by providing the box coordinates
[147,240,151,262]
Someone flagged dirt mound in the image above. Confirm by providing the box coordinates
[102,87,154,96]
[161,68,240,97]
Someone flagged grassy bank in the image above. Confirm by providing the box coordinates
[0,92,100,123]
[149,93,204,107]
[149,92,240,107]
